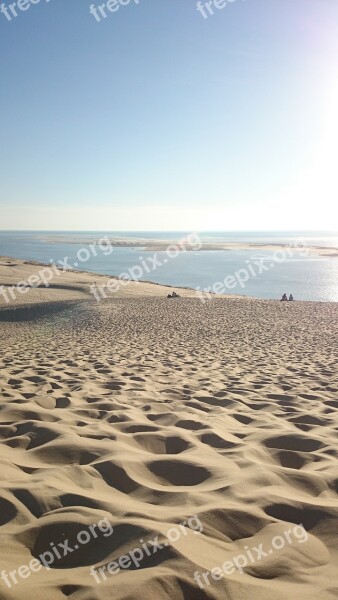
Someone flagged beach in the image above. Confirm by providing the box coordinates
[0,257,337,599]
[0,257,207,309]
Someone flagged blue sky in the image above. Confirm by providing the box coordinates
[1,0,337,230]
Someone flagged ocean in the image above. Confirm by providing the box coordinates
[0,231,337,302]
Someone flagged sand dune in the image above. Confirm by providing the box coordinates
[0,259,338,599]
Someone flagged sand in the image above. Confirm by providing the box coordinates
[0,257,338,600]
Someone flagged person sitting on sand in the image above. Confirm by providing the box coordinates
[289,293,294,301]
[281,293,288,301]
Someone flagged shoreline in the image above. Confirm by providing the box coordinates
[0,256,248,311]
[0,256,336,312]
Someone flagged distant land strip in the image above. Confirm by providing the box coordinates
[40,236,338,256]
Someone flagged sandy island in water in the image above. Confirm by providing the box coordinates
[39,235,338,257]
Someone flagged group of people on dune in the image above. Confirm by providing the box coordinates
[281,293,294,301]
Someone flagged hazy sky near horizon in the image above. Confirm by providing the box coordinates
[1,0,337,231]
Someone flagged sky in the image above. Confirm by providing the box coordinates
[0,0,338,231]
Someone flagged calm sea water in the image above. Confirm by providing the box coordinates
[0,231,337,302]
